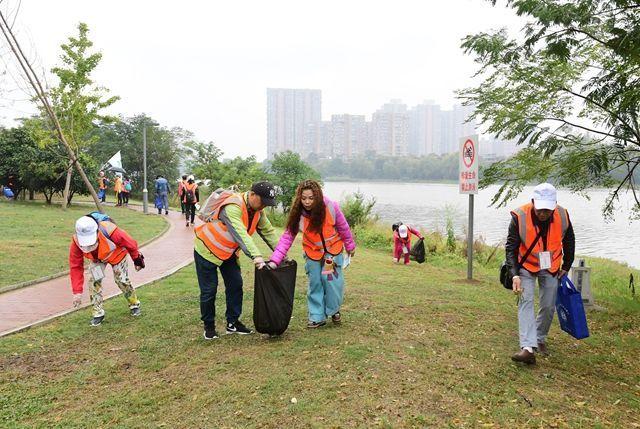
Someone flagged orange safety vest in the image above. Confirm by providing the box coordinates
[300,201,344,261]
[182,182,198,203]
[195,193,261,260]
[511,202,569,273]
[73,221,128,265]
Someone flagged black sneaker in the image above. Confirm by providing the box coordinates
[307,320,327,329]
[226,321,253,335]
[331,312,342,324]
[203,329,219,340]
[90,315,104,326]
[165,211,169,215]
[130,306,141,317]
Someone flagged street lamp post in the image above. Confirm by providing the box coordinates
[141,120,159,215]
[142,125,148,213]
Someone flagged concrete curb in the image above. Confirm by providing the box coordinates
[0,207,171,295]
[0,258,194,338]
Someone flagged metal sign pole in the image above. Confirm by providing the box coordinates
[467,194,474,280]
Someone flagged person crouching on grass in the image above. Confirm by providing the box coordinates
[70,215,146,326]
[269,179,356,328]
[393,224,423,265]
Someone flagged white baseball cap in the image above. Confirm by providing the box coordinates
[75,216,98,247]
[398,224,408,238]
[532,183,557,211]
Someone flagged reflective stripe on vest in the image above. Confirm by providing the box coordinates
[300,201,344,260]
[195,193,260,260]
[73,221,127,265]
[511,202,568,273]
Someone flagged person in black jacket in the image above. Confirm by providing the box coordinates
[506,183,575,365]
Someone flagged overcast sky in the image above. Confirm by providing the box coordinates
[0,0,524,159]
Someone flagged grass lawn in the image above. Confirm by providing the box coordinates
[1,237,638,428]
[0,200,167,288]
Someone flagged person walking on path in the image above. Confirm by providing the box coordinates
[393,223,423,265]
[506,183,575,365]
[114,175,124,207]
[97,171,109,203]
[178,174,188,214]
[183,175,199,227]
[269,179,356,328]
[194,181,279,340]
[69,214,146,326]
[155,175,170,215]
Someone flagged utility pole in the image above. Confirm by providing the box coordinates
[142,125,148,214]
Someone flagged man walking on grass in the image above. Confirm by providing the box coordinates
[194,181,279,340]
[70,214,146,326]
[505,183,575,365]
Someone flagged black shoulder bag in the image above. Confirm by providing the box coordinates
[500,229,542,290]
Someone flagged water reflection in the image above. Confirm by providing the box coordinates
[324,181,640,269]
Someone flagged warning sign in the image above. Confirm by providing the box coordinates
[459,135,479,194]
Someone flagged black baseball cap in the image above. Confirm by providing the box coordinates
[251,181,277,206]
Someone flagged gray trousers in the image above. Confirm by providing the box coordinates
[518,268,559,348]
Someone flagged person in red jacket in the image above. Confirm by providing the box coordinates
[69,215,146,326]
[393,224,423,265]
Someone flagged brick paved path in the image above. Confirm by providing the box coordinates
[0,208,197,337]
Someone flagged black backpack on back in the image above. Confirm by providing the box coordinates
[185,188,196,204]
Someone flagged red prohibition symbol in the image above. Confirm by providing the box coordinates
[462,139,475,168]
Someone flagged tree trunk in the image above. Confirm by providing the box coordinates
[62,165,72,210]
[29,189,34,200]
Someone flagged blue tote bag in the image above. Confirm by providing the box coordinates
[556,276,590,339]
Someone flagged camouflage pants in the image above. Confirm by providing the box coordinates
[89,258,140,318]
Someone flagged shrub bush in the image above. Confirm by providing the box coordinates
[341,191,378,228]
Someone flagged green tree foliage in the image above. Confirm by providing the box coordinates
[312,153,460,181]
[89,115,183,193]
[28,22,118,206]
[0,127,96,203]
[460,0,640,218]
[185,142,267,190]
[269,151,322,212]
[185,141,223,183]
[49,22,119,149]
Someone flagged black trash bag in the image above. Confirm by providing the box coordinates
[253,260,297,336]
[409,239,426,264]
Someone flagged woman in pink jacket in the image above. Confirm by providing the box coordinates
[269,180,356,328]
[393,224,423,265]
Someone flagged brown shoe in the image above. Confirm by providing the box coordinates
[537,342,548,356]
[511,349,536,365]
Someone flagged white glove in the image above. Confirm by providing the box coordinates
[72,293,82,308]
[254,256,266,269]
[267,261,278,270]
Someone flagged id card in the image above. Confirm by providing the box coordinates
[343,254,351,269]
[538,251,552,270]
[90,264,105,281]
[402,246,409,255]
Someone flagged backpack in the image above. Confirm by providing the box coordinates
[392,222,403,232]
[197,188,235,222]
[87,211,115,239]
[185,187,196,204]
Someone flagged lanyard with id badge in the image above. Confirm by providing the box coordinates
[91,264,105,281]
[538,250,552,270]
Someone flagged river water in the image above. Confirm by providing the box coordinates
[324,181,640,269]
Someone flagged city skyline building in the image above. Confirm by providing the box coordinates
[266,88,321,158]
[267,88,517,160]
